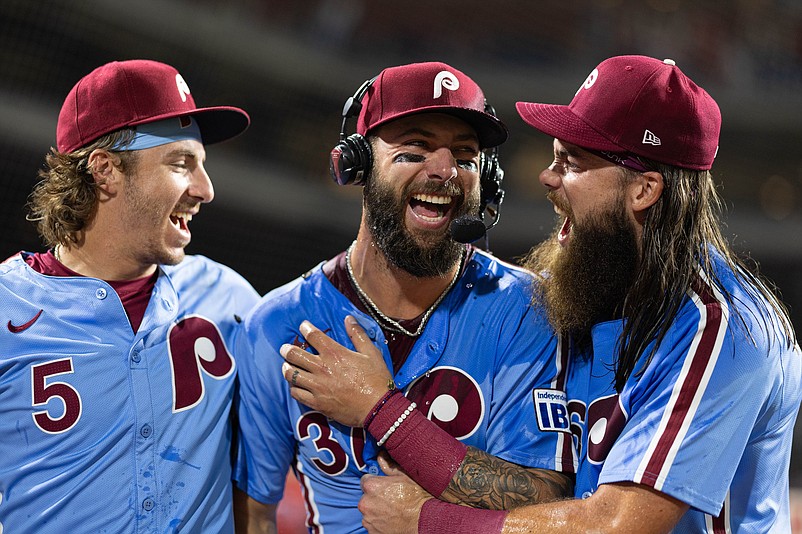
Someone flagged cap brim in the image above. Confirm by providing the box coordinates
[515,102,622,153]
[131,105,250,145]
[447,108,508,148]
[369,106,508,148]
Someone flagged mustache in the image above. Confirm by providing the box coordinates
[409,180,463,198]
[546,190,571,216]
[172,201,200,214]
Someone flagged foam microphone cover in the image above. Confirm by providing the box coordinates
[450,215,487,243]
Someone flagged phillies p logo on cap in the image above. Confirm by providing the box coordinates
[57,60,250,153]
[354,61,508,149]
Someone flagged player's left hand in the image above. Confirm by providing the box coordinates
[359,454,431,534]
[280,316,393,427]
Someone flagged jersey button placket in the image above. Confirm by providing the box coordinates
[130,339,145,366]
[142,497,155,511]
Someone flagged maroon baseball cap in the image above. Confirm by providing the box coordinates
[57,59,250,153]
[516,56,721,170]
[356,62,508,148]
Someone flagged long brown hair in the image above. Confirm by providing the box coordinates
[27,129,137,247]
[616,158,796,390]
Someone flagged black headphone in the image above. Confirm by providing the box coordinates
[329,76,376,188]
[328,76,505,232]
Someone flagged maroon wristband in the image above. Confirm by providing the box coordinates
[366,393,468,498]
[363,388,400,429]
[418,498,507,533]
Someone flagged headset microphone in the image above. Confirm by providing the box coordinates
[450,202,502,244]
[450,143,505,247]
[450,216,487,244]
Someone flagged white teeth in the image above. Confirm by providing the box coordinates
[170,212,193,230]
[171,212,193,222]
[412,194,450,205]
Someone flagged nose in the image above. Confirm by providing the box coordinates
[426,147,459,181]
[539,163,560,190]
[190,163,215,203]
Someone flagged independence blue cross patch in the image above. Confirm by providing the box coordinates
[533,389,570,432]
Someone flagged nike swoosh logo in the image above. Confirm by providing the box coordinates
[8,309,44,333]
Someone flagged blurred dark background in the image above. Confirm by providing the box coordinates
[2,0,801,483]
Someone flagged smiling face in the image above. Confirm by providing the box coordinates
[363,113,481,277]
[539,139,637,248]
[117,138,212,269]
[523,138,641,338]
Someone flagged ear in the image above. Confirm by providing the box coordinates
[87,149,123,195]
[629,170,664,215]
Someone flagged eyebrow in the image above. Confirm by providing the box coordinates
[164,148,204,163]
[556,145,589,160]
[396,127,479,143]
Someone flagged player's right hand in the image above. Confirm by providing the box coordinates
[279,316,393,427]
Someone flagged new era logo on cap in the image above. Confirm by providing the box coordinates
[355,61,508,148]
[57,59,250,153]
[643,130,661,146]
[516,55,721,170]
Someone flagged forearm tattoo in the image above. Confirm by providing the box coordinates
[439,446,574,510]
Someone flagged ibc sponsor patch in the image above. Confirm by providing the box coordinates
[533,389,570,432]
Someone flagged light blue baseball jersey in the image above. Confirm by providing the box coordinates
[0,252,259,533]
[565,251,801,533]
[234,248,573,533]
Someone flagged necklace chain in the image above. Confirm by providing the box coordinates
[54,245,62,262]
[345,243,463,337]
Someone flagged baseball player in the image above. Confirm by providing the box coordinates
[0,60,259,533]
[355,56,802,533]
[233,62,574,533]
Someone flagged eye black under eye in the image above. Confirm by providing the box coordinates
[457,160,478,171]
[393,153,425,163]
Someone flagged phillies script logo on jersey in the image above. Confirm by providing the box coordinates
[406,366,484,440]
[567,393,627,463]
[294,366,487,477]
[168,315,235,412]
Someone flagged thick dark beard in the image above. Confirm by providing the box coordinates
[363,173,478,277]
[522,199,638,345]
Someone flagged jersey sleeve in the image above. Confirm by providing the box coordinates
[233,300,297,504]
[597,291,793,515]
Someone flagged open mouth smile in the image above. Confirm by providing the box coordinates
[558,215,572,246]
[169,211,194,233]
[409,193,456,224]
